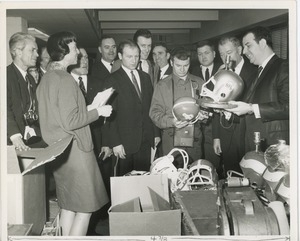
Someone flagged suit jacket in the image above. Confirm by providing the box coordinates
[243,55,289,151]
[7,63,40,143]
[112,59,155,86]
[190,61,221,80]
[102,67,159,154]
[212,59,257,156]
[153,64,173,86]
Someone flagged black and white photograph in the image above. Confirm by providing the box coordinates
[0,1,298,241]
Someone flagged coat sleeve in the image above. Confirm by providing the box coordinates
[149,82,174,129]
[53,74,98,131]
[259,61,289,121]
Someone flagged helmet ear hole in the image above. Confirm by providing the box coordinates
[200,69,244,103]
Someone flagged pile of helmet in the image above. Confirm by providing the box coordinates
[150,148,218,192]
[239,140,290,206]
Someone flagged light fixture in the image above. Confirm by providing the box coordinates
[28,27,49,41]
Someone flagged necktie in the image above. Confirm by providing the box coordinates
[131,71,142,100]
[138,61,143,71]
[158,69,162,82]
[245,66,263,101]
[205,67,210,81]
[110,62,113,73]
[78,76,86,97]
[25,74,34,106]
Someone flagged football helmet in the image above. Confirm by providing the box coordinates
[200,69,244,107]
[186,159,218,190]
[240,150,267,188]
[275,174,290,206]
[262,167,286,191]
[172,97,200,123]
[150,148,189,192]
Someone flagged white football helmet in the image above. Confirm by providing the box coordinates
[186,159,218,190]
[240,151,267,188]
[200,69,244,103]
[150,148,189,192]
[172,97,200,123]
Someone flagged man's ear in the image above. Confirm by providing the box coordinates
[170,59,173,67]
[259,38,267,49]
[98,47,102,54]
[237,46,243,55]
[118,52,122,60]
[166,53,171,60]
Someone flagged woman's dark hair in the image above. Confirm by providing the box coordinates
[47,31,77,61]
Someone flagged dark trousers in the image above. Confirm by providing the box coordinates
[117,139,152,176]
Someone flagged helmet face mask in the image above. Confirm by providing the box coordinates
[186,159,218,190]
[200,70,244,107]
[150,148,189,192]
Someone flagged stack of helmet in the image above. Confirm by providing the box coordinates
[150,148,218,192]
[150,148,190,192]
[239,139,290,206]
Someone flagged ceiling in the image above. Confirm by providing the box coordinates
[6,8,289,55]
[6,8,220,51]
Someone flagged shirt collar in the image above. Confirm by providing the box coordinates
[173,73,189,83]
[101,58,113,71]
[260,53,275,70]
[234,57,245,75]
[122,65,137,77]
[160,64,169,74]
[13,63,28,80]
[201,63,213,72]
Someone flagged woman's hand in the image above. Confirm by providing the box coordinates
[97,105,112,117]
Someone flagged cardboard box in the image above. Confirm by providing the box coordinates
[109,174,181,236]
[7,136,72,235]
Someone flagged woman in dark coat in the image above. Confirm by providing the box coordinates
[37,31,112,236]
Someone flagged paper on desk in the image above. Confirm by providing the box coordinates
[92,87,115,107]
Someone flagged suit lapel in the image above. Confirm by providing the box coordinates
[119,68,142,102]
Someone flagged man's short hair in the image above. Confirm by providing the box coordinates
[152,42,170,53]
[196,40,215,52]
[118,39,140,55]
[170,46,191,61]
[218,36,241,48]
[133,29,152,43]
[9,32,35,59]
[98,34,115,47]
[244,26,273,49]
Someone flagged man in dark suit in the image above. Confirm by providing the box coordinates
[152,42,172,86]
[227,26,289,153]
[103,40,160,176]
[90,35,117,90]
[190,40,221,169]
[88,36,117,192]
[37,46,50,82]
[7,32,46,150]
[112,29,155,85]
[212,36,257,175]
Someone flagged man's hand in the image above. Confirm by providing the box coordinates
[173,118,189,129]
[213,138,222,156]
[113,144,126,159]
[225,101,253,116]
[99,146,113,160]
[11,135,30,151]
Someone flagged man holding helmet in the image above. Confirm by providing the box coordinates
[150,47,207,165]
[211,35,257,175]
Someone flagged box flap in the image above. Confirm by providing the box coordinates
[110,197,142,212]
[17,136,73,175]
[148,187,170,211]
[111,174,169,211]
[7,146,21,174]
